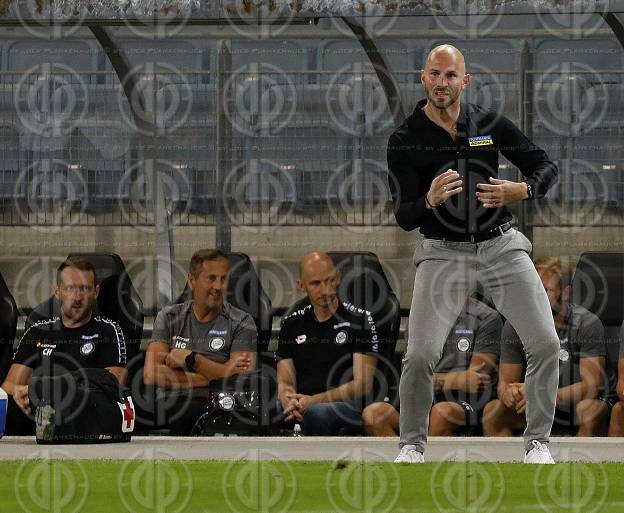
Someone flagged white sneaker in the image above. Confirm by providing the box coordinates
[394,445,425,463]
[524,440,555,464]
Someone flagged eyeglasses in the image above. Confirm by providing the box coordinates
[60,285,94,294]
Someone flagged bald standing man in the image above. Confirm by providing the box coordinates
[387,44,560,463]
[276,252,380,435]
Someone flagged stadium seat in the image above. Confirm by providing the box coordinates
[163,83,216,123]
[0,271,18,383]
[6,40,99,75]
[298,66,395,137]
[399,82,423,115]
[428,39,522,73]
[543,156,620,205]
[346,159,392,204]
[0,122,25,208]
[188,166,217,214]
[463,79,520,124]
[112,39,203,76]
[599,83,624,130]
[320,39,409,74]
[571,252,624,398]
[27,253,144,361]
[125,162,192,214]
[280,252,401,410]
[232,40,307,71]
[227,81,298,136]
[82,163,125,213]
[327,251,401,400]
[534,38,623,71]
[145,123,217,214]
[294,159,345,214]
[62,121,132,213]
[244,124,350,214]
[24,160,87,212]
[246,160,295,203]
[0,164,22,205]
[223,159,296,209]
[175,252,273,351]
[25,253,147,429]
[70,253,144,355]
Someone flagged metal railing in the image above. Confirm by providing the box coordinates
[0,67,622,229]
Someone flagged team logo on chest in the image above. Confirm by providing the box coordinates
[559,337,570,362]
[210,337,225,351]
[80,342,95,356]
[296,335,307,344]
[457,337,471,352]
[334,330,348,345]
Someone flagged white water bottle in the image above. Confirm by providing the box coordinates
[0,387,7,439]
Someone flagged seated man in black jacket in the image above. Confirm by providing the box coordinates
[1,257,127,435]
[276,252,380,435]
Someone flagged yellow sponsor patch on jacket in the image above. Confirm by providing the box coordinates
[468,135,494,147]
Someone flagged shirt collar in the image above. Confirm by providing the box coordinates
[409,98,471,137]
[187,299,231,321]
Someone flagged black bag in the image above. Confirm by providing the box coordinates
[29,368,134,444]
[191,370,271,435]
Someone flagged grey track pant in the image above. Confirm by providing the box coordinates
[399,228,559,453]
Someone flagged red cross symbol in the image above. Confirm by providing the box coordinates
[118,397,135,433]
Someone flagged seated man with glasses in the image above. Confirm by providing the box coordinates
[1,257,128,435]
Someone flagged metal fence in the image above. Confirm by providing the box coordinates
[0,65,622,229]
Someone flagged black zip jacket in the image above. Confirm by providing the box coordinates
[387,99,558,237]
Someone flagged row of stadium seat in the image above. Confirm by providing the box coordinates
[0,159,622,214]
[1,37,622,74]
[2,76,623,128]
[0,162,395,214]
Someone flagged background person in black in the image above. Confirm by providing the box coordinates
[388,44,560,464]
[483,257,608,438]
[1,257,127,435]
[277,252,380,435]
[361,297,501,436]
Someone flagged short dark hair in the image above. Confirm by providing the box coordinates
[189,249,230,278]
[56,257,98,285]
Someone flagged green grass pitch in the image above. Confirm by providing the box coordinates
[1,460,623,513]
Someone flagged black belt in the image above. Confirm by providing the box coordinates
[424,222,513,243]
